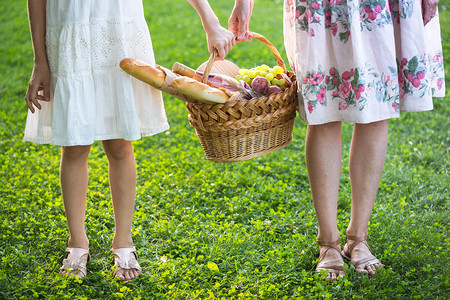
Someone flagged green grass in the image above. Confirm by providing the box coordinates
[0,0,449,299]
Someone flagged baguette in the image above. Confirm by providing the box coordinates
[120,58,165,88]
[171,76,229,104]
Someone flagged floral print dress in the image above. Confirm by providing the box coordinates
[284,0,445,125]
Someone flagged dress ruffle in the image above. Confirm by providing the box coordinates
[283,0,445,125]
[24,0,169,146]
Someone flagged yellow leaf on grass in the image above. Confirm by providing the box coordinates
[207,262,219,272]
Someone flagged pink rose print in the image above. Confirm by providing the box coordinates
[288,0,294,6]
[305,8,312,22]
[364,6,371,13]
[316,88,326,103]
[325,11,332,26]
[339,99,348,110]
[401,58,407,67]
[309,27,315,36]
[338,81,352,99]
[411,78,421,88]
[416,71,425,79]
[314,16,320,22]
[355,90,361,100]
[392,102,398,112]
[332,77,338,85]
[329,67,336,76]
[309,72,324,85]
[374,4,382,13]
[311,2,319,10]
[308,101,314,113]
[407,73,413,82]
[332,23,338,36]
[296,9,301,19]
[358,85,365,93]
[437,78,443,90]
[345,31,351,41]
[333,91,338,97]
[342,71,350,80]
[330,0,335,6]
[432,55,442,62]
[368,12,377,20]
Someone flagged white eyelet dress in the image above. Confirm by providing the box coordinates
[24,0,169,146]
[284,0,445,125]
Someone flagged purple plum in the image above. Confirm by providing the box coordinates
[266,86,282,97]
[251,76,269,95]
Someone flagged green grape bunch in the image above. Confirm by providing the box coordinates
[236,65,286,88]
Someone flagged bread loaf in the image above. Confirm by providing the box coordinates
[120,58,165,88]
[171,76,229,104]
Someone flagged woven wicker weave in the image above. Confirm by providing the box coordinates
[186,32,298,162]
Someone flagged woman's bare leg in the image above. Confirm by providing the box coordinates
[305,121,344,280]
[345,120,387,275]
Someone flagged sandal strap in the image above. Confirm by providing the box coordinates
[112,247,141,272]
[317,238,341,261]
[316,238,344,273]
[60,248,90,277]
[345,234,370,255]
[352,256,380,269]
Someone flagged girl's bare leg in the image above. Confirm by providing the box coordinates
[345,120,387,275]
[305,121,344,280]
[60,145,91,276]
[102,139,140,281]
[60,145,91,249]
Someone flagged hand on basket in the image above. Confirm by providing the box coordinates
[229,0,254,42]
[205,25,236,59]
[186,0,236,58]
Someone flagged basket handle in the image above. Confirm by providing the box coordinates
[201,32,287,84]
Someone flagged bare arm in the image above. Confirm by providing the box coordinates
[25,0,50,113]
[229,0,253,42]
[186,0,235,58]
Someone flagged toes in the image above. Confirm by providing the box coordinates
[338,270,345,278]
[356,265,369,274]
[115,269,141,281]
[366,264,376,276]
[115,270,125,281]
[330,272,337,281]
[375,262,383,269]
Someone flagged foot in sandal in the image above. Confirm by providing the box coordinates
[342,234,383,276]
[112,247,142,281]
[316,238,345,281]
[60,248,90,278]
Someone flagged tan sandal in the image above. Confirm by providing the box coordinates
[59,248,90,278]
[342,234,383,275]
[316,238,345,280]
[112,247,142,281]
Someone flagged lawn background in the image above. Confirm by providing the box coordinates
[0,0,449,299]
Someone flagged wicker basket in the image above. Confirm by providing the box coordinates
[185,32,298,163]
